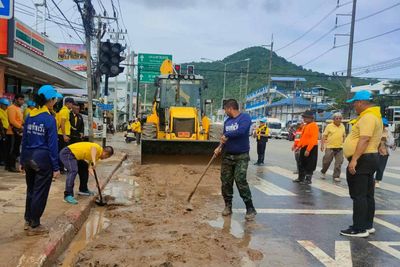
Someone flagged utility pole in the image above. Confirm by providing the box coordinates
[346,0,357,92]
[125,47,130,122]
[245,58,250,103]
[75,0,95,141]
[267,34,274,105]
[129,51,136,121]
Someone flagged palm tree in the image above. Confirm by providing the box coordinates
[384,80,400,94]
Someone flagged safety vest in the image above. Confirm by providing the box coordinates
[256,125,269,141]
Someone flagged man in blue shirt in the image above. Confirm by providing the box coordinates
[214,99,256,221]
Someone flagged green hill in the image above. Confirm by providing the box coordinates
[181,46,375,108]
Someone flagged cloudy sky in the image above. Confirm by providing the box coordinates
[15,0,400,79]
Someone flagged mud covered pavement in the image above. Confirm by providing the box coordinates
[67,151,264,267]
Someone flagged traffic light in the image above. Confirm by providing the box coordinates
[98,41,125,77]
[187,65,194,75]
[174,64,181,75]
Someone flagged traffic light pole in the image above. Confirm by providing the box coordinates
[102,74,109,147]
[136,67,141,117]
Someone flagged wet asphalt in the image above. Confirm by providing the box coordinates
[226,138,400,266]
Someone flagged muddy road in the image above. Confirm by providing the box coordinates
[59,151,263,267]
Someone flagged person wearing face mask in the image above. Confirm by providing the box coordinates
[293,110,319,185]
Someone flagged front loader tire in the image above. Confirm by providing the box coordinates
[142,123,157,140]
[209,124,223,141]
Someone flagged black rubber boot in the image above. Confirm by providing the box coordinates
[293,173,305,183]
[222,200,232,216]
[244,200,257,221]
[300,175,312,185]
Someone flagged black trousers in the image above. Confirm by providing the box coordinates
[0,135,7,164]
[298,146,318,179]
[136,132,141,145]
[256,140,267,163]
[24,149,53,227]
[77,160,89,193]
[346,153,379,231]
[5,134,21,169]
[58,135,70,171]
[375,154,389,181]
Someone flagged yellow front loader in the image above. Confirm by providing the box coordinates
[140,68,222,164]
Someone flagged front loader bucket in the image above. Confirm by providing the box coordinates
[141,139,221,165]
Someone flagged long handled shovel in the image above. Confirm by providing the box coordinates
[186,143,223,211]
[93,168,106,206]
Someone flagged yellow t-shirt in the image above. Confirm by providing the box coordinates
[56,106,71,135]
[68,142,103,163]
[131,121,141,133]
[0,108,9,129]
[343,108,383,158]
[24,107,34,120]
[323,123,345,148]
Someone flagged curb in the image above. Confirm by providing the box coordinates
[17,153,128,267]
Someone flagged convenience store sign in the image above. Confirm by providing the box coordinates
[15,21,44,55]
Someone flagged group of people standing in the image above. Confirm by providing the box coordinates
[1,86,114,235]
[217,90,395,239]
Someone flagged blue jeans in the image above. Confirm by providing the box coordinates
[60,148,89,197]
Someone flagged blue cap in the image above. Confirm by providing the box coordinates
[38,85,63,100]
[0,98,10,106]
[346,90,373,103]
[26,100,36,107]
[382,117,389,126]
[260,118,267,123]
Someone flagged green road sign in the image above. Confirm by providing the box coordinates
[139,71,159,83]
[138,64,160,72]
[138,53,172,66]
[137,53,173,83]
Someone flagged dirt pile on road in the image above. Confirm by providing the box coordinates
[73,162,263,267]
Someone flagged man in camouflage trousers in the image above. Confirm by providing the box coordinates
[215,99,256,221]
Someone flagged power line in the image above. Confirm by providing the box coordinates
[116,0,133,46]
[50,0,85,43]
[288,2,400,60]
[302,27,400,67]
[276,1,352,52]
[336,57,400,73]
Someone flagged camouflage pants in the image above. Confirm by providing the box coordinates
[220,153,252,203]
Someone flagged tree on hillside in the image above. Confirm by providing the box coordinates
[384,80,400,94]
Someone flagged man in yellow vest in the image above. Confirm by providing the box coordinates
[131,117,142,145]
[253,118,269,166]
[56,98,74,172]
[0,98,10,166]
[341,90,382,238]
[24,100,36,120]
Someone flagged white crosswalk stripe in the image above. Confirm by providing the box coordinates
[321,167,400,194]
[265,166,349,197]
[249,175,297,196]
[321,167,400,181]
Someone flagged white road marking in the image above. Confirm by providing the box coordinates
[298,240,352,267]
[388,167,400,171]
[249,175,296,196]
[369,242,400,260]
[374,217,400,234]
[266,166,349,197]
[321,167,400,194]
[232,209,400,215]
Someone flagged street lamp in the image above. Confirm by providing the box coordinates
[200,57,250,102]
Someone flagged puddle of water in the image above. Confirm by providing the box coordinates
[208,216,244,238]
[61,208,110,267]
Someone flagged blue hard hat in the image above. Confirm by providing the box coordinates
[38,85,63,100]
[382,117,389,126]
[346,90,373,103]
[26,100,36,107]
[0,98,11,106]
[260,118,267,123]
